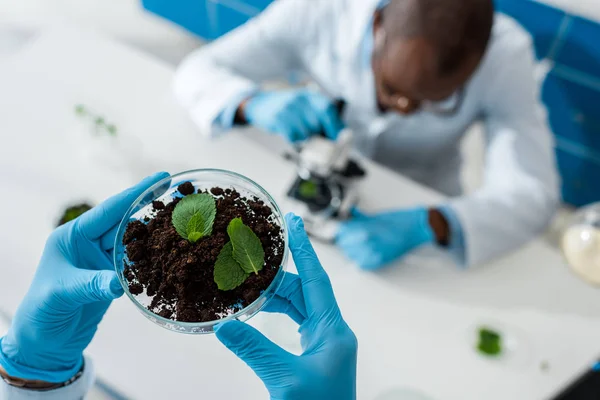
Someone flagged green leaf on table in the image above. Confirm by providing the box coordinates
[214,242,249,291]
[227,217,264,275]
[477,327,502,357]
[172,193,216,241]
[74,104,87,116]
[106,124,118,136]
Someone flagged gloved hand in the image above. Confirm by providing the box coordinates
[243,89,344,142]
[0,172,170,383]
[216,214,357,400]
[335,208,434,270]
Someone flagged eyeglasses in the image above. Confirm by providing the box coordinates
[373,27,465,116]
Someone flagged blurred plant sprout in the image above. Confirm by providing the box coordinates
[74,104,118,136]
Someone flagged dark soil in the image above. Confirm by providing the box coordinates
[122,183,284,322]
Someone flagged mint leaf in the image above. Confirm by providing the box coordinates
[186,213,206,243]
[227,218,265,275]
[214,242,248,290]
[172,193,216,241]
[477,327,502,357]
[188,231,203,243]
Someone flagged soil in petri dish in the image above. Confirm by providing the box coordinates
[122,183,284,323]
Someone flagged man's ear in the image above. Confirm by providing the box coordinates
[373,10,383,31]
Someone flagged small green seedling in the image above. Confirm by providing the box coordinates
[172,193,216,243]
[214,218,265,291]
[477,327,502,357]
[74,104,118,136]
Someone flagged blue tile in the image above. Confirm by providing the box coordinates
[543,71,600,206]
[556,148,600,206]
[554,16,600,80]
[494,0,565,60]
[543,72,600,150]
[213,1,257,37]
[242,0,274,10]
[142,0,218,40]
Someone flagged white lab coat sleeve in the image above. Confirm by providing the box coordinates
[447,34,560,266]
[0,357,95,400]
[173,0,316,137]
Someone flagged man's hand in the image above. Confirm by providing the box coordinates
[216,214,358,400]
[335,208,436,270]
[237,89,344,142]
[0,172,170,383]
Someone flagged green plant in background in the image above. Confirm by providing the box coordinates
[298,180,318,199]
[214,218,265,291]
[74,104,118,136]
[477,327,502,357]
[57,203,93,227]
[172,193,216,243]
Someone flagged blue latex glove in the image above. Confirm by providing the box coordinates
[0,172,170,383]
[244,89,344,142]
[336,208,435,270]
[216,214,357,400]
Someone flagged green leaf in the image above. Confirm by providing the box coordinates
[477,328,502,357]
[214,242,249,291]
[186,213,206,243]
[95,117,106,126]
[227,218,264,275]
[172,193,216,241]
[106,124,117,136]
[74,104,87,116]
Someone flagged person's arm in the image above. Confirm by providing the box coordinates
[0,173,170,399]
[0,358,94,400]
[445,30,559,266]
[173,0,319,137]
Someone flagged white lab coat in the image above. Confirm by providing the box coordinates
[174,0,560,266]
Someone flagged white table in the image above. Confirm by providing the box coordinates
[1,25,599,400]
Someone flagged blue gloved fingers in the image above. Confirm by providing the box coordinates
[100,225,119,252]
[57,269,123,308]
[263,296,306,325]
[285,213,340,316]
[77,172,170,240]
[272,273,307,318]
[320,102,344,140]
[309,94,344,140]
[282,110,311,142]
[335,223,368,247]
[350,207,369,219]
[216,320,293,383]
[294,95,322,134]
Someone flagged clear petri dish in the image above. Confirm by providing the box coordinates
[113,169,289,334]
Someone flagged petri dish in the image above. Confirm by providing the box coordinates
[113,169,289,334]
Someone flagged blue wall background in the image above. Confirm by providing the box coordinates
[143,0,600,207]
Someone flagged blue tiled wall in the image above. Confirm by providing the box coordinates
[496,0,600,206]
[142,0,270,40]
[145,0,600,207]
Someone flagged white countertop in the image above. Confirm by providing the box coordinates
[1,25,599,400]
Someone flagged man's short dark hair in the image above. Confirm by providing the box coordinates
[382,0,495,76]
